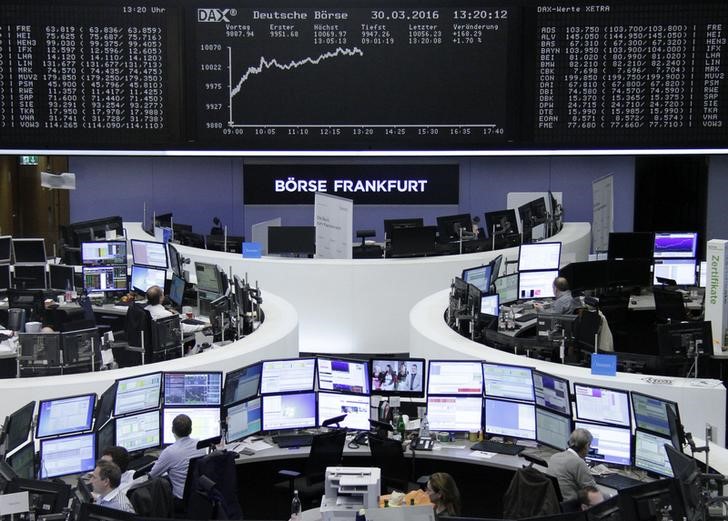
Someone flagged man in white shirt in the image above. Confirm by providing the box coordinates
[100,446,136,493]
[144,285,207,335]
[90,460,136,513]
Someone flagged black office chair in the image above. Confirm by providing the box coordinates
[183,451,242,520]
[127,477,174,518]
[597,294,630,350]
[367,433,419,494]
[275,429,348,508]
[653,286,687,323]
[119,303,153,366]
[572,308,602,353]
[502,466,560,519]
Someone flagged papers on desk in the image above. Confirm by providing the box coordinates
[469,451,497,459]
[235,439,273,452]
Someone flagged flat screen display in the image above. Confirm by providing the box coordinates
[36,394,96,439]
[83,265,128,293]
[574,383,631,428]
[114,372,162,417]
[81,241,127,266]
[0,264,10,290]
[634,430,675,478]
[225,397,262,442]
[462,265,492,293]
[371,358,425,395]
[532,370,571,416]
[164,372,222,406]
[317,392,370,431]
[194,262,223,294]
[575,421,632,467]
[12,265,47,290]
[0,236,11,263]
[653,232,698,259]
[428,361,483,396]
[131,240,168,268]
[168,273,186,308]
[162,407,221,445]
[130,265,166,293]
[653,258,697,286]
[518,270,559,300]
[224,363,262,406]
[12,238,46,264]
[494,273,519,305]
[317,358,369,394]
[608,232,654,260]
[115,410,161,452]
[484,398,536,440]
[482,363,534,402]
[426,396,482,432]
[6,442,35,480]
[260,358,316,394]
[49,264,75,292]
[5,401,35,453]
[481,294,500,316]
[518,242,562,272]
[631,392,679,438]
[39,432,96,479]
[535,408,572,450]
[262,392,317,432]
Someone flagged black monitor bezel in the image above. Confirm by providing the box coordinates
[261,391,317,433]
[383,217,424,239]
[573,382,632,428]
[168,272,186,309]
[194,261,224,294]
[370,357,426,398]
[80,240,128,267]
[163,370,224,407]
[436,213,472,243]
[427,359,484,397]
[39,432,97,479]
[484,209,519,238]
[493,272,519,305]
[426,394,483,433]
[130,239,169,269]
[160,406,221,445]
[11,238,47,264]
[0,263,10,291]
[223,362,262,407]
[6,441,36,480]
[0,235,11,264]
[115,409,162,452]
[36,393,96,439]
[607,232,655,260]
[260,357,317,395]
[483,396,536,441]
[574,419,633,468]
[94,383,117,430]
[629,390,682,438]
[517,241,562,272]
[632,429,675,479]
[130,264,167,294]
[49,264,76,292]
[12,264,47,290]
[534,406,572,451]
[267,226,316,255]
[482,361,535,403]
[316,356,370,395]
[5,401,36,453]
[461,264,493,293]
[532,369,572,417]
[96,418,116,458]
[224,396,263,443]
[113,371,163,417]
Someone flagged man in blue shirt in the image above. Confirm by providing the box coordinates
[149,414,205,505]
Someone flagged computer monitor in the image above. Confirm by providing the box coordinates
[428,360,483,396]
[49,264,75,292]
[114,372,162,417]
[618,478,685,521]
[130,239,168,268]
[665,444,702,521]
[163,371,223,406]
[6,442,35,480]
[262,392,317,431]
[12,265,47,290]
[5,477,71,517]
[426,395,482,432]
[482,362,534,402]
[462,265,492,293]
[83,265,127,293]
[162,407,221,444]
[195,261,224,294]
[518,270,559,300]
[574,420,632,466]
[260,358,316,394]
[81,241,127,267]
[11,238,46,264]
[633,430,675,478]
[96,418,115,457]
[630,391,680,438]
[0,235,11,263]
[574,383,631,428]
[608,258,653,287]
[267,226,316,256]
[95,383,116,429]
[389,226,437,257]
[559,261,610,292]
[383,218,424,239]
[436,213,472,243]
[485,210,519,238]
[656,321,711,358]
[317,391,370,431]
[18,333,62,367]
[653,232,698,259]
[224,363,262,406]
[535,407,572,450]
[77,502,137,521]
[225,397,262,442]
[532,370,571,416]
[167,243,183,278]
[36,393,96,439]
[317,357,370,395]
[652,258,697,286]
[4,401,35,453]
[484,398,536,440]
[371,358,426,396]
[607,232,654,260]
[39,432,96,479]
[62,328,99,366]
[494,273,519,305]
[0,264,10,291]
[130,264,166,294]
[481,294,499,316]
[168,273,185,310]
[518,242,561,272]
[115,410,161,452]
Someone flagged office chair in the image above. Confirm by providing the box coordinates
[275,429,347,508]
[653,286,687,323]
[127,477,174,518]
[367,433,420,494]
[502,466,560,519]
[121,303,153,366]
[596,294,630,351]
[183,451,242,520]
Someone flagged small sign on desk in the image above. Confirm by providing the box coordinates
[591,354,617,376]
[243,242,262,258]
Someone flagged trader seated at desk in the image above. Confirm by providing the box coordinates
[534,277,580,315]
[145,285,208,335]
[548,428,597,502]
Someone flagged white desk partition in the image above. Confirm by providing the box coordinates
[145,222,590,354]
[409,289,727,448]
[0,292,298,422]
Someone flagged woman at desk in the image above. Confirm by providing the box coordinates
[426,473,461,517]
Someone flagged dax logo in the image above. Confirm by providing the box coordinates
[197,8,234,22]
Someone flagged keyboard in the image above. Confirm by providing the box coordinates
[182,318,205,325]
[594,473,643,490]
[272,434,314,448]
[470,440,525,455]
[515,313,538,323]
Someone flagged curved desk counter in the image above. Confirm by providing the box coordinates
[130,222,591,354]
[409,289,727,448]
[0,291,298,421]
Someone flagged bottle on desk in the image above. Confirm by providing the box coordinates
[291,490,302,521]
[64,280,73,303]
[397,413,406,441]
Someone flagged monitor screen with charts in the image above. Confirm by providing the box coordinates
[317,392,370,431]
[575,421,632,467]
[260,358,316,394]
[224,363,262,406]
[494,273,519,305]
[653,258,697,286]
[484,398,536,440]
[518,242,562,272]
[518,270,558,300]
[480,294,500,316]
[634,430,675,478]
[262,392,317,432]
[225,397,262,442]
[164,372,222,407]
[162,407,221,445]
[114,372,162,417]
[462,265,492,293]
[194,262,224,294]
[36,394,96,439]
[426,396,482,432]
[83,265,127,293]
[130,265,166,293]
[81,241,127,266]
[653,232,698,259]
[532,370,571,416]
[428,361,483,396]
[131,239,168,268]
[39,432,96,479]
[574,383,631,428]
[631,391,680,438]
[12,238,46,264]
[371,358,425,396]
[482,363,534,402]
[115,410,161,452]
[535,407,571,450]
[317,358,369,395]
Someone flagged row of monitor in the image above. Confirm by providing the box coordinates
[608,231,699,260]
[561,258,707,290]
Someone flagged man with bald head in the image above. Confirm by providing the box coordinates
[145,285,206,335]
[535,277,579,314]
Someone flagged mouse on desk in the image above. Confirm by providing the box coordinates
[240,447,256,456]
